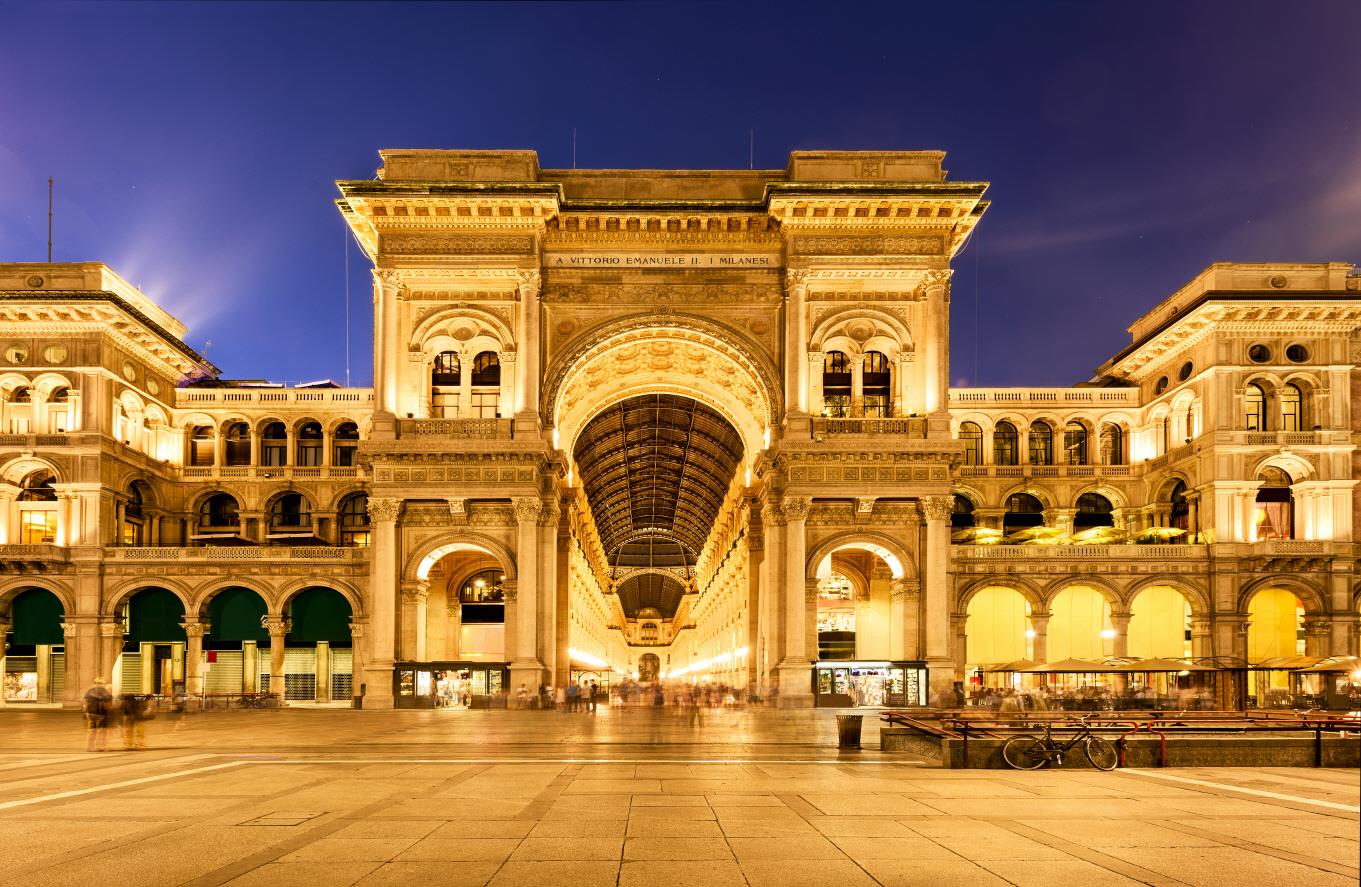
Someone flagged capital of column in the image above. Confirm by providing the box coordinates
[401,581,430,604]
[512,497,542,523]
[1108,613,1131,628]
[498,350,517,365]
[446,603,462,618]
[406,348,427,364]
[806,350,825,365]
[781,496,812,523]
[98,621,124,639]
[921,268,953,292]
[890,579,921,601]
[784,268,810,298]
[500,579,518,603]
[920,496,953,523]
[367,497,403,523]
[515,269,541,299]
[348,621,365,639]
[262,617,289,637]
[1028,612,1051,631]
[805,579,823,603]
[373,269,405,296]
[181,621,208,639]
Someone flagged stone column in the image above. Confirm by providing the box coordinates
[890,579,921,661]
[348,621,366,700]
[365,497,402,708]
[400,582,429,662]
[514,271,540,426]
[457,351,473,417]
[920,496,954,692]
[315,640,331,703]
[1303,620,1332,658]
[183,621,207,697]
[921,270,951,416]
[894,352,913,417]
[785,270,809,416]
[1186,493,1201,542]
[497,351,516,419]
[501,580,518,669]
[372,270,403,417]
[99,620,124,685]
[849,354,866,417]
[510,497,544,693]
[446,602,462,660]
[778,497,812,705]
[1029,613,1050,665]
[264,617,288,703]
[1190,617,1214,659]
[1109,612,1131,659]
[806,351,825,416]
[0,621,8,707]
[805,579,822,662]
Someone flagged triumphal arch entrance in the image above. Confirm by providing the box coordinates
[338,149,988,708]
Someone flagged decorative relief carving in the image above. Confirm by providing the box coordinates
[793,235,943,256]
[512,497,542,522]
[781,497,812,522]
[366,497,402,523]
[920,496,953,523]
[382,234,534,255]
[541,283,781,304]
[181,621,208,638]
[516,269,541,298]
[921,269,953,289]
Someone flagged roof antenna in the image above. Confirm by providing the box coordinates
[47,177,53,262]
[748,129,754,170]
[572,128,577,169]
[344,224,352,388]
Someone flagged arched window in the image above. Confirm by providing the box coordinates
[1245,383,1266,431]
[17,470,57,544]
[951,494,976,530]
[198,493,239,529]
[224,422,250,466]
[1101,424,1125,465]
[1280,383,1302,432]
[816,572,856,659]
[640,623,659,643]
[1064,422,1088,465]
[432,351,460,386]
[296,421,322,467]
[189,426,214,466]
[993,421,1018,466]
[261,421,287,466]
[333,421,359,467]
[269,492,311,531]
[1168,480,1189,531]
[338,493,370,547]
[122,483,147,545]
[12,386,31,404]
[1002,493,1045,535]
[459,568,505,603]
[470,351,500,386]
[822,351,851,418]
[1073,492,1114,530]
[1254,468,1293,540]
[958,422,983,466]
[48,386,71,432]
[1028,421,1053,465]
[862,351,890,417]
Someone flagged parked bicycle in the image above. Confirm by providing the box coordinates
[1001,714,1119,770]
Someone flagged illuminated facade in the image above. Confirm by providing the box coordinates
[0,150,1357,709]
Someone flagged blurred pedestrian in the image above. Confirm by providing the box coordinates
[566,681,580,712]
[82,680,112,752]
[588,681,599,713]
[120,693,152,750]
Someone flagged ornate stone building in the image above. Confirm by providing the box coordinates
[1,150,1357,709]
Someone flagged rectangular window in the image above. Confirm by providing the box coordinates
[298,442,322,467]
[263,443,286,466]
[334,445,356,467]
[20,510,57,544]
[471,393,499,419]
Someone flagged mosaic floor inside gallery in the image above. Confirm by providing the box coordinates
[0,708,1356,887]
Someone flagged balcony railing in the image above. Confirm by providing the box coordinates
[957,464,1133,478]
[180,465,364,480]
[0,433,87,448]
[949,388,1141,407]
[175,388,373,405]
[954,543,1206,560]
[811,417,928,438]
[397,418,513,440]
[107,546,366,562]
[0,544,69,566]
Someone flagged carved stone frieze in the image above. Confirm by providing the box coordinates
[366,497,403,523]
[542,283,781,305]
[792,235,944,256]
[512,497,542,523]
[381,234,535,255]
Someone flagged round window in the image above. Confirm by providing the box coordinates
[1154,376,1169,395]
[1178,361,1193,382]
[4,344,28,365]
[146,377,161,396]
[1285,344,1308,363]
[121,361,137,382]
[43,344,68,364]
[1247,344,1271,364]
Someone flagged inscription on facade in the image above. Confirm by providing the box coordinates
[544,251,780,268]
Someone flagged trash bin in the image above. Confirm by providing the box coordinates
[836,714,863,749]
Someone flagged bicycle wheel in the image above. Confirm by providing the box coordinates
[1084,735,1118,771]
[1002,735,1047,770]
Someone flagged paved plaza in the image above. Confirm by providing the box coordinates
[0,707,1357,887]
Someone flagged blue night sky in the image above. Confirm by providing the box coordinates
[2,1,1357,388]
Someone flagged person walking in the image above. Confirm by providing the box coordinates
[566,681,580,712]
[82,680,112,752]
[588,681,599,713]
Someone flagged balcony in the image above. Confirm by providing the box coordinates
[396,418,514,440]
[0,433,96,448]
[175,388,373,406]
[811,417,928,439]
[179,465,365,480]
[957,464,1133,479]
[953,543,1207,561]
[949,388,1141,408]
[106,546,367,563]
[0,544,70,570]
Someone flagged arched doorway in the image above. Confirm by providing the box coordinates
[3,587,66,704]
[119,588,186,696]
[1127,586,1192,659]
[282,587,352,703]
[203,587,269,695]
[1047,586,1113,661]
[1246,586,1307,708]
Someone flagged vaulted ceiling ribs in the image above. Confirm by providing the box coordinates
[573,394,744,574]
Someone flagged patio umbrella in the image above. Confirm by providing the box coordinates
[1070,526,1128,544]
[1134,527,1187,543]
[1005,526,1069,544]
[951,527,1003,544]
[984,659,1037,673]
[1116,658,1216,672]
[1294,656,1360,673]
[1023,658,1124,673]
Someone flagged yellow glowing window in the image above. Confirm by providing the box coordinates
[20,510,57,544]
